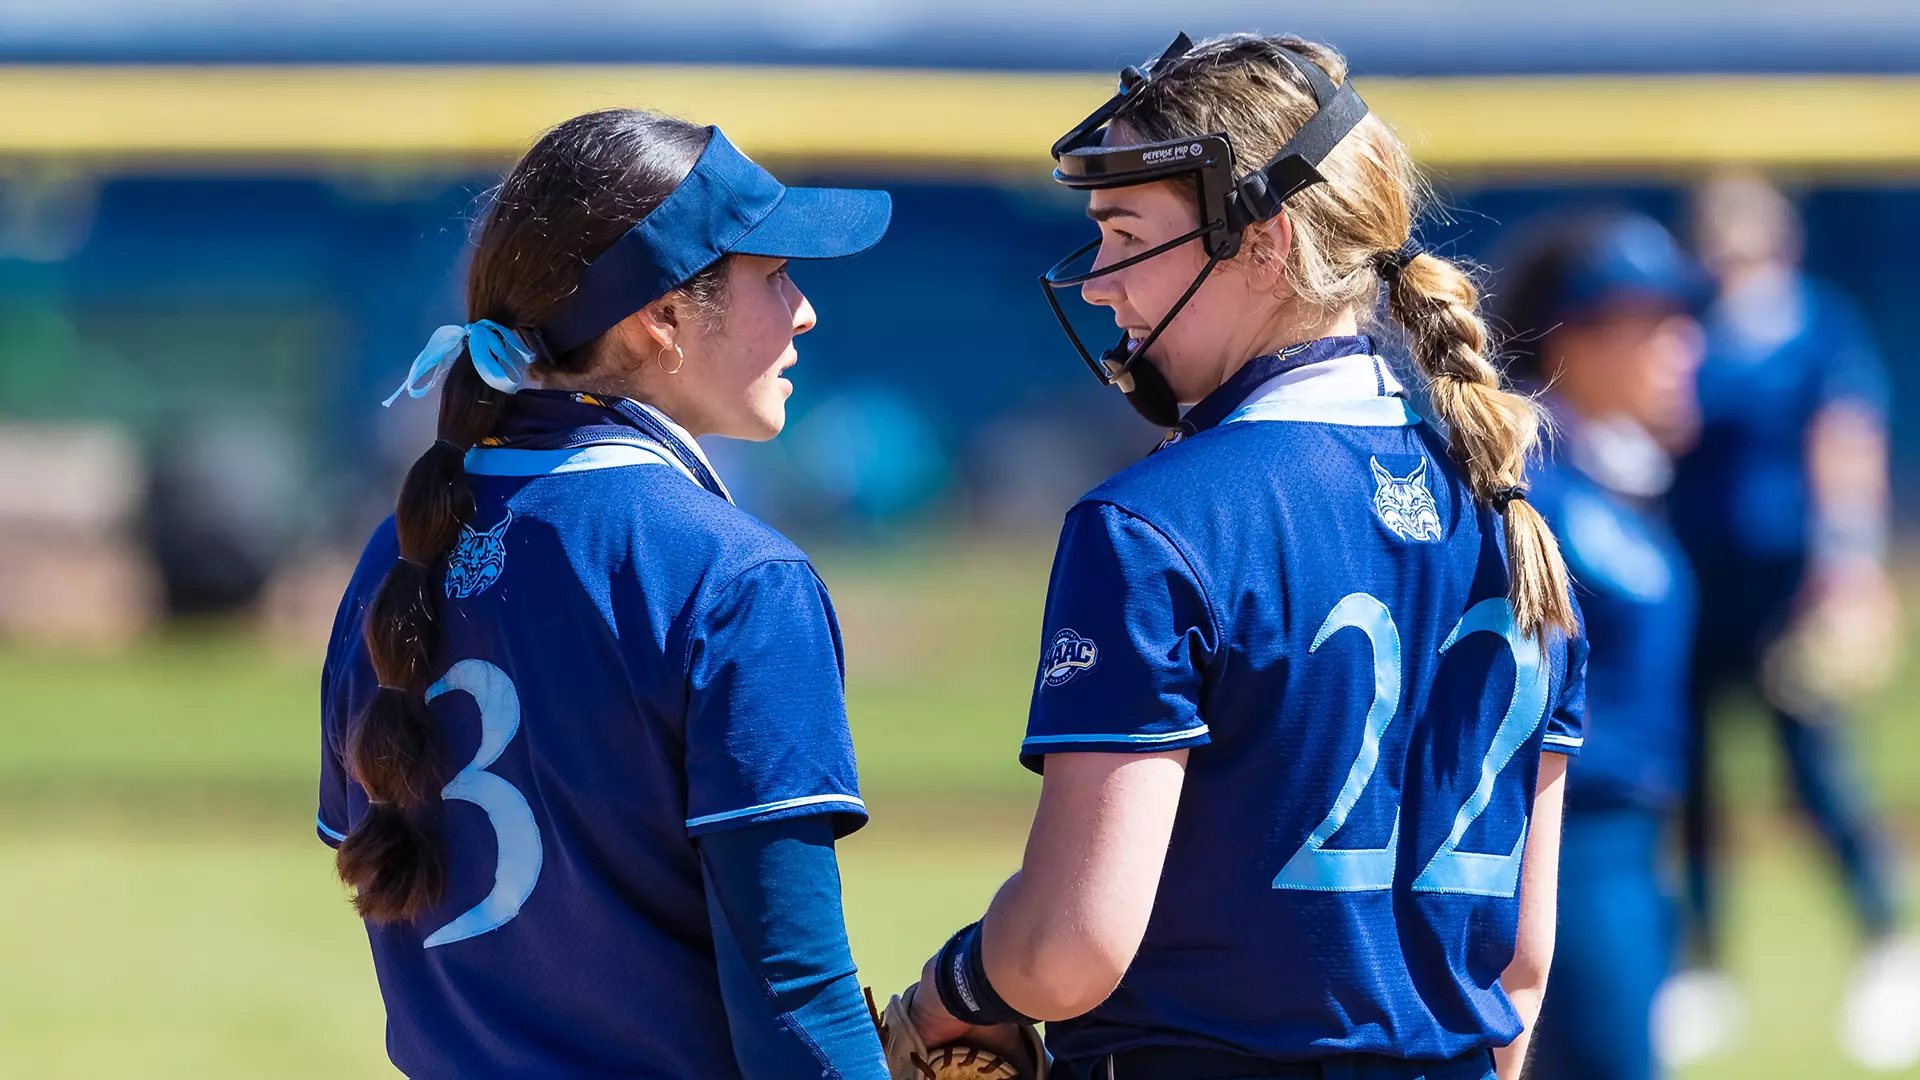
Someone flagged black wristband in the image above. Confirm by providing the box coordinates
[934,921,1034,1026]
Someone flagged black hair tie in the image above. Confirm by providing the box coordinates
[1374,244,1421,284]
[1490,485,1529,512]
[372,685,412,718]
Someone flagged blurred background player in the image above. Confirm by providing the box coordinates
[901,33,1586,1080]
[1491,211,1707,1080]
[1663,170,1919,1071]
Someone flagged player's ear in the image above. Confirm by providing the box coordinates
[629,299,681,353]
[1238,212,1293,293]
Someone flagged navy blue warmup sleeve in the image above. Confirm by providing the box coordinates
[684,558,868,837]
[699,817,889,1080]
[1021,500,1217,771]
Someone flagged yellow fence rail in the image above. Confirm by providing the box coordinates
[3,65,1919,172]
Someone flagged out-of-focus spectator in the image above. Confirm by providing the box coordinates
[0,422,157,644]
[143,416,308,614]
[1665,169,1918,1072]
[1491,210,1708,1080]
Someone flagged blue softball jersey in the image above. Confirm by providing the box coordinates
[1669,272,1889,566]
[317,391,867,1079]
[1527,416,1696,812]
[1022,339,1587,1064]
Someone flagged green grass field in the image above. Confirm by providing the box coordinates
[0,541,1914,1077]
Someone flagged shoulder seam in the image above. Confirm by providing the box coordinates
[1073,498,1224,665]
[679,556,821,674]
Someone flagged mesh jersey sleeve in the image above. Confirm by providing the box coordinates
[1020,500,1217,772]
[316,568,371,849]
[1542,604,1590,756]
[317,689,352,848]
[684,558,867,838]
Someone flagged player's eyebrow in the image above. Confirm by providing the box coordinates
[1087,205,1143,222]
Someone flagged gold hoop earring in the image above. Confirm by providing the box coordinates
[661,344,685,375]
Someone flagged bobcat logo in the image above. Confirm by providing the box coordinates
[445,510,514,599]
[1370,458,1443,542]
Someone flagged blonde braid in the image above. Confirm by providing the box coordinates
[1384,252,1575,639]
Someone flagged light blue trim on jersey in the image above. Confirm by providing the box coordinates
[464,440,685,479]
[1020,725,1211,750]
[316,814,348,843]
[685,794,869,831]
[1222,396,1422,428]
[1543,733,1585,749]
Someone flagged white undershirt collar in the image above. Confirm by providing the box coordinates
[1217,355,1420,429]
[1241,353,1404,406]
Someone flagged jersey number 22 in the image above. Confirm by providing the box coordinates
[1271,593,1548,898]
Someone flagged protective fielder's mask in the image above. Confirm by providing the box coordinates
[1040,33,1371,426]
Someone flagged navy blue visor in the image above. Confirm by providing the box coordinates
[538,127,891,354]
[1550,213,1712,325]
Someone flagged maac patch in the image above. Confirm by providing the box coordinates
[1369,457,1443,542]
[1043,628,1099,688]
[446,510,514,599]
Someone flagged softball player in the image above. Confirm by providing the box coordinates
[1669,171,1916,1070]
[1489,211,1708,1080]
[896,34,1586,1080]
[317,109,893,1079]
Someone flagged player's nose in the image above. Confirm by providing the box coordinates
[1080,265,1124,310]
[789,279,817,337]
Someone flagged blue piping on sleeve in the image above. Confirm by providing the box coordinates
[316,814,348,846]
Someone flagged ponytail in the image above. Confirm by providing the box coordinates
[336,359,510,921]
[1382,251,1576,641]
[333,108,720,920]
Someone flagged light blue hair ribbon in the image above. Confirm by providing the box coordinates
[382,319,535,406]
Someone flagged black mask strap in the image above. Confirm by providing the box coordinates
[1224,49,1371,238]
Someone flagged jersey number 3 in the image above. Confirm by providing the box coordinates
[1272,594,1548,898]
[422,659,544,948]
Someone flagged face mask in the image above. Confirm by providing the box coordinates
[1038,32,1370,425]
